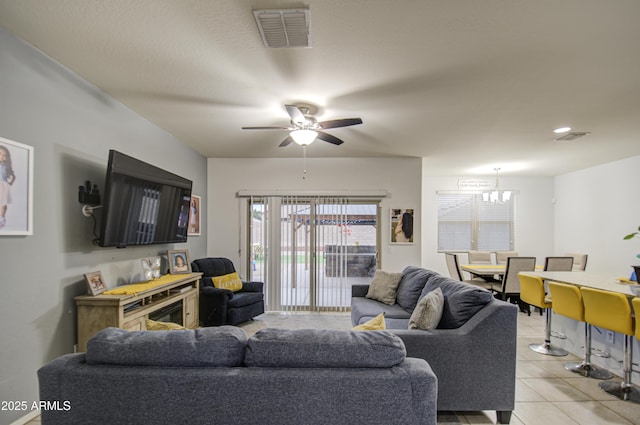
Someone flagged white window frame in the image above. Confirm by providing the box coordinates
[436,191,515,252]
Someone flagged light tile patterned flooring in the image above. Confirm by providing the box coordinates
[25,310,640,425]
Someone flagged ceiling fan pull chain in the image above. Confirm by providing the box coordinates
[302,146,308,180]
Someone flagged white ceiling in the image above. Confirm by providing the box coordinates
[1,0,639,176]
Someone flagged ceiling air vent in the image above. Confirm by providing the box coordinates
[554,131,591,142]
[253,8,311,48]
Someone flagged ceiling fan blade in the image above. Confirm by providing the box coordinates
[317,131,344,145]
[241,126,290,130]
[318,118,363,129]
[285,104,306,125]
[279,135,294,147]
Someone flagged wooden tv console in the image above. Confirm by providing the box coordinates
[75,272,202,351]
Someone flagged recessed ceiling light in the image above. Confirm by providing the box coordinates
[553,127,571,133]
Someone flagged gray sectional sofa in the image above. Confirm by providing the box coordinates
[352,266,518,424]
[38,326,438,425]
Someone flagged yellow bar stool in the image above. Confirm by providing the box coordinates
[581,287,640,403]
[547,282,612,379]
[519,274,567,356]
[634,298,640,340]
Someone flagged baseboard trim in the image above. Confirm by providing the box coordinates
[9,410,40,425]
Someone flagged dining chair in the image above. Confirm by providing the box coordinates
[495,257,536,304]
[565,253,588,271]
[468,251,493,264]
[496,251,519,265]
[466,251,494,284]
[445,253,491,288]
[544,256,574,272]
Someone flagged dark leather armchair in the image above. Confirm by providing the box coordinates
[191,257,265,327]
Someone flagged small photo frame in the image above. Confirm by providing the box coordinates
[84,271,106,296]
[168,249,191,274]
[188,194,201,236]
[390,208,414,244]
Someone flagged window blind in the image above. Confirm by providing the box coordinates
[437,192,514,252]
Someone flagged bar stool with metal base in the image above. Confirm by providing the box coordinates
[519,274,568,356]
[547,281,612,379]
[580,287,640,403]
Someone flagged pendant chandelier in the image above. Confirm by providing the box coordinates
[482,168,511,204]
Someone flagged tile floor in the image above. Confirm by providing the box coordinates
[24,310,640,425]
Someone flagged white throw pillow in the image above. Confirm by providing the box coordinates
[365,270,403,305]
[409,288,444,330]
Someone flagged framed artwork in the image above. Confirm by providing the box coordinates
[188,194,201,236]
[390,208,414,244]
[84,271,106,296]
[168,249,191,274]
[0,136,34,235]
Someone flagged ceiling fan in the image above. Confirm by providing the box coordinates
[242,104,363,147]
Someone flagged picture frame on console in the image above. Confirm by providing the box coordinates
[168,249,191,274]
[390,208,414,244]
[84,271,106,296]
[188,194,201,236]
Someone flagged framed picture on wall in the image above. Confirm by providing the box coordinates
[84,271,106,296]
[0,136,34,236]
[390,208,414,244]
[188,194,201,236]
[168,249,191,274]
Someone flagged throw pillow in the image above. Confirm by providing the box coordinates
[212,272,243,292]
[365,270,403,305]
[352,313,386,331]
[408,288,444,330]
[145,319,185,330]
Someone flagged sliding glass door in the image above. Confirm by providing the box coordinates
[247,196,380,312]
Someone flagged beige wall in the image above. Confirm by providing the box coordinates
[207,157,422,276]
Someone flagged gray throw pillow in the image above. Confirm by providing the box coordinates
[366,270,403,305]
[409,288,444,330]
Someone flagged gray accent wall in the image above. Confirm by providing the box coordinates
[0,26,207,423]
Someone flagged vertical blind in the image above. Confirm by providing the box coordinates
[437,192,515,252]
[248,195,356,312]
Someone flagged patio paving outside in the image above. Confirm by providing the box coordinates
[251,254,372,310]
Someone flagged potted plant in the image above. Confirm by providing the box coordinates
[623,226,640,240]
[623,226,640,283]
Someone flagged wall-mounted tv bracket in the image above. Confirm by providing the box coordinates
[78,180,102,217]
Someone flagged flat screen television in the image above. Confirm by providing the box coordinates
[98,150,193,248]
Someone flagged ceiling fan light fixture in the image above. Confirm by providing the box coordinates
[291,129,317,146]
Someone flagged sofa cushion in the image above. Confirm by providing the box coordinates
[227,291,263,308]
[245,328,406,368]
[395,267,439,312]
[420,274,493,329]
[212,272,243,292]
[86,326,247,367]
[409,288,444,330]
[365,270,403,305]
[352,313,386,331]
[351,296,412,325]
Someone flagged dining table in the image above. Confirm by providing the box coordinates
[461,264,543,280]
